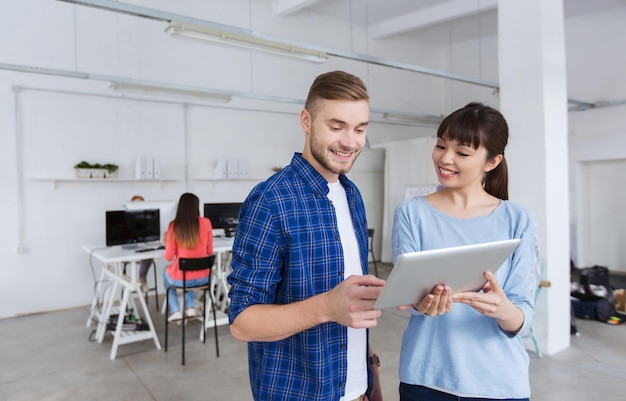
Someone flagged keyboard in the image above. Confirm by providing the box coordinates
[135,244,165,253]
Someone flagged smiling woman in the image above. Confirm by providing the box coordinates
[391,102,540,401]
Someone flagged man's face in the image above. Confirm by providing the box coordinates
[301,98,369,182]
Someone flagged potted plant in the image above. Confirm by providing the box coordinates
[74,161,119,179]
[74,161,92,178]
[99,163,119,178]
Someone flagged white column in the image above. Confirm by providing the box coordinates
[498,0,570,355]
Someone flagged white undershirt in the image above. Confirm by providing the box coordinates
[328,181,367,401]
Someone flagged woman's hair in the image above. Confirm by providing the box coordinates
[172,192,200,249]
[437,102,509,200]
[304,70,369,120]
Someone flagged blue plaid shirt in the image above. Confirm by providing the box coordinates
[227,153,370,401]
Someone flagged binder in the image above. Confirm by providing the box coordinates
[134,157,146,180]
[145,157,154,179]
[214,159,227,179]
[227,158,239,179]
[152,158,161,180]
[238,159,250,179]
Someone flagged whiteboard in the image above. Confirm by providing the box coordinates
[405,184,439,199]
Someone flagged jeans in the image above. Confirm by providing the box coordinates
[162,270,209,314]
[399,383,529,401]
[138,259,153,281]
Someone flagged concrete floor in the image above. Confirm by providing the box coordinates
[2,263,626,401]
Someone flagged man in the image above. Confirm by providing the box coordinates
[228,70,384,401]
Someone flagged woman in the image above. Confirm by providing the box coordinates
[392,102,540,401]
[163,192,214,321]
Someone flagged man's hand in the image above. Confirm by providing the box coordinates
[324,274,385,328]
[230,275,385,342]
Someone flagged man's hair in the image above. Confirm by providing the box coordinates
[304,70,369,119]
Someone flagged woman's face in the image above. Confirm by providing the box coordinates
[432,137,498,190]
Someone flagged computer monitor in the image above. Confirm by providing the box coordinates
[203,203,242,237]
[106,209,161,247]
[123,200,177,236]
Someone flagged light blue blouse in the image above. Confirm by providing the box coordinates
[391,196,540,398]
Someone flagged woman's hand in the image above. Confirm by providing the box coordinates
[452,271,524,333]
[398,285,453,317]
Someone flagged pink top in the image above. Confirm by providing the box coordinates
[164,216,214,281]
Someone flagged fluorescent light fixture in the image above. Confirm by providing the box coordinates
[165,21,328,64]
[382,112,443,126]
[109,81,232,103]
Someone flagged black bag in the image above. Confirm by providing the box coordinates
[571,295,615,321]
[579,265,613,299]
[107,313,149,331]
[595,297,616,321]
[572,265,615,322]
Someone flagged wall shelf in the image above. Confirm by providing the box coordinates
[193,178,264,182]
[32,178,182,190]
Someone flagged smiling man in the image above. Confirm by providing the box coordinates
[228,71,385,401]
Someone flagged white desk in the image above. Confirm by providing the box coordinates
[84,244,164,360]
[205,237,233,330]
[84,237,234,357]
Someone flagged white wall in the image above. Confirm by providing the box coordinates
[0,0,450,318]
[569,112,626,271]
[585,159,626,272]
[2,0,626,332]
[566,5,626,270]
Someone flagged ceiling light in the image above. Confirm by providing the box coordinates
[109,81,232,103]
[165,21,328,64]
[382,112,443,126]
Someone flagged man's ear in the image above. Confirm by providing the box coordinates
[300,109,311,133]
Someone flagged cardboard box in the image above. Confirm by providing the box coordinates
[613,289,625,313]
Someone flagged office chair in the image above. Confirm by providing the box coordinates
[368,228,379,277]
[122,259,159,311]
[164,255,220,365]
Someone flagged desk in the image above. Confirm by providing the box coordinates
[205,237,233,329]
[85,237,234,357]
[84,244,164,360]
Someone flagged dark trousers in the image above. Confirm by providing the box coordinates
[399,383,529,401]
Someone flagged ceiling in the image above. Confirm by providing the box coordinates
[273,0,626,45]
[271,0,626,110]
[45,0,626,110]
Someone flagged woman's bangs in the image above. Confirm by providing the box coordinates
[440,122,483,149]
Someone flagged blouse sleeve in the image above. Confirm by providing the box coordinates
[502,210,541,337]
[391,199,421,264]
[164,221,176,261]
[204,217,214,255]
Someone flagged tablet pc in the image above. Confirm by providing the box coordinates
[373,239,521,309]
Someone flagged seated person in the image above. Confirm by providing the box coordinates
[163,193,214,321]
